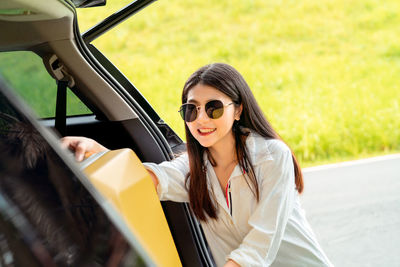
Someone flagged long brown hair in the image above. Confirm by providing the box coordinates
[182,63,303,221]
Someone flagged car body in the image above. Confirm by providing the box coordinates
[0,0,215,266]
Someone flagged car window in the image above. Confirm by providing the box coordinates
[77,0,134,33]
[0,78,149,266]
[0,51,91,118]
[76,1,182,125]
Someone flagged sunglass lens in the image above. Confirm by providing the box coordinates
[180,104,197,122]
[206,100,224,119]
[179,108,185,120]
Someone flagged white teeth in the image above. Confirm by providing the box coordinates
[199,128,215,133]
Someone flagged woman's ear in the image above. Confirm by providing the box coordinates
[235,104,243,120]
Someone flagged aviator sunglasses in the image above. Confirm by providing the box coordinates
[179,100,235,122]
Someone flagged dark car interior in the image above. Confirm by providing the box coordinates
[0,77,148,266]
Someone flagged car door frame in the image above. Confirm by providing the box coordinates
[63,0,215,266]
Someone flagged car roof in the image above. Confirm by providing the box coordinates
[0,0,74,52]
[0,0,139,122]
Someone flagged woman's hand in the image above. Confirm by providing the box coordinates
[61,136,108,162]
[224,260,240,267]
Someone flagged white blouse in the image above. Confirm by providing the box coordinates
[143,132,333,267]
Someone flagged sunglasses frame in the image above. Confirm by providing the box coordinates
[178,100,235,122]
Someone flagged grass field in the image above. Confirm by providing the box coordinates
[76,0,400,166]
[1,0,399,167]
[0,52,91,117]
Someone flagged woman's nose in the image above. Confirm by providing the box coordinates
[196,106,209,122]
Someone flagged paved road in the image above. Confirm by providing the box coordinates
[300,154,400,267]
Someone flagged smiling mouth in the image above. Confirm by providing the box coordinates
[198,128,216,135]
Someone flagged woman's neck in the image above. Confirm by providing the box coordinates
[208,132,237,167]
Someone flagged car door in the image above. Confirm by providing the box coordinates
[0,75,153,266]
[48,1,215,266]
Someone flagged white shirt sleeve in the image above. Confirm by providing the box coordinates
[228,141,296,266]
[142,153,190,202]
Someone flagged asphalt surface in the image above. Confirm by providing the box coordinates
[300,154,400,267]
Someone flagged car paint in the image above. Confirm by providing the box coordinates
[84,149,182,267]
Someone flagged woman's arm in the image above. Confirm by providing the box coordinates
[61,137,174,193]
[224,259,241,267]
[146,168,159,189]
[142,154,190,202]
[61,136,160,187]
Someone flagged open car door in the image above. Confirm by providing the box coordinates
[0,76,164,266]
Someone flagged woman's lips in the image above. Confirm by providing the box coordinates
[197,128,216,136]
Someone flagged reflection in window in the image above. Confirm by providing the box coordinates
[0,89,145,266]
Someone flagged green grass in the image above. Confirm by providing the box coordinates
[76,0,400,166]
[0,52,91,118]
[0,52,57,117]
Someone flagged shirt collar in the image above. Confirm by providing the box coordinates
[202,130,274,214]
[245,130,274,166]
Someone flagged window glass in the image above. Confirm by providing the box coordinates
[0,85,147,266]
[76,0,134,33]
[0,51,91,118]
[76,1,187,136]
[67,89,92,116]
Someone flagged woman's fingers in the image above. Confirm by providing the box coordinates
[60,136,74,150]
[60,136,100,162]
[74,139,89,162]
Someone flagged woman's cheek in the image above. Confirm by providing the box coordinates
[186,123,198,139]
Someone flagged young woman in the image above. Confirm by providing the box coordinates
[62,63,333,267]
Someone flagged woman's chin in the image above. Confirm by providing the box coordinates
[196,139,214,148]
[194,135,216,148]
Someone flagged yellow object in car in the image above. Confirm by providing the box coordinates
[83,149,182,267]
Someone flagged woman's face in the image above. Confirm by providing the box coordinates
[185,84,242,149]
